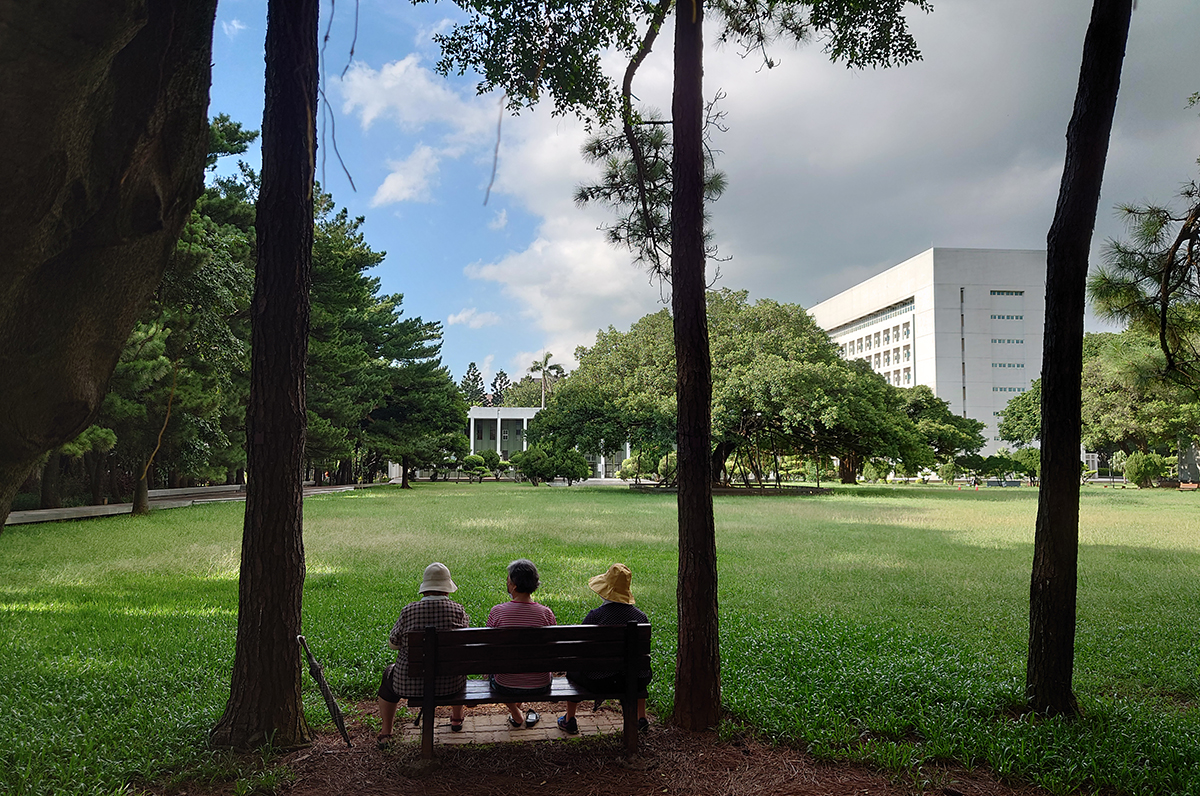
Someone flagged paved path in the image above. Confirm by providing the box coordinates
[4,482,389,526]
[392,707,629,748]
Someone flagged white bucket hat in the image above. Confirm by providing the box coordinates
[419,562,457,594]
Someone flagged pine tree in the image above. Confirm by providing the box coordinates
[460,362,486,406]
[490,370,511,406]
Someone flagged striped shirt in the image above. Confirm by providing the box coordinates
[387,596,470,697]
[486,599,557,689]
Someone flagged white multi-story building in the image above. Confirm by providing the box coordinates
[808,248,1045,455]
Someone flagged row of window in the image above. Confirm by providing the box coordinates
[828,298,915,337]
[475,425,524,441]
[845,325,911,356]
[990,290,1025,296]
[991,338,1024,344]
[992,362,1024,368]
[883,369,912,386]
[993,386,1027,393]
[991,314,1023,320]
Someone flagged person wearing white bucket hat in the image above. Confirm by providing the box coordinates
[557,563,653,734]
[376,563,469,746]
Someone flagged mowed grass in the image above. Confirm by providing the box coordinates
[0,482,1197,795]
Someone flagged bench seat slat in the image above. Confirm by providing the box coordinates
[431,638,626,663]
[405,675,648,708]
[408,624,650,649]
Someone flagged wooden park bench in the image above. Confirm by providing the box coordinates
[1180,482,1198,491]
[406,622,651,759]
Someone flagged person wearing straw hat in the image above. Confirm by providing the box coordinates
[557,563,652,734]
[376,562,470,746]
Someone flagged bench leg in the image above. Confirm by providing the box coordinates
[421,706,435,759]
[621,697,638,757]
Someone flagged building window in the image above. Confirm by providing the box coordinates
[874,332,881,348]
[883,329,890,344]
[502,428,509,441]
[992,338,1025,344]
[990,314,1024,320]
[991,363,1024,368]
[475,426,483,440]
[857,338,863,353]
[990,290,1025,296]
[884,351,891,366]
[874,353,881,368]
[489,426,495,440]
[903,368,911,384]
[865,336,872,350]
[903,345,910,361]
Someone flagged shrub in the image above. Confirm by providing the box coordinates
[937,461,957,485]
[658,451,677,482]
[1124,451,1166,488]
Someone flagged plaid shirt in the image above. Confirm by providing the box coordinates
[387,596,470,698]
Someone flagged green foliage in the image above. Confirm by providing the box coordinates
[462,454,485,470]
[997,380,1042,447]
[936,460,957,485]
[509,447,555,485]
[480,448,502,472]
[526,382,625,459]
[557,449,592,485]
[459,362,486,406]
[1011,447,1041,480]
[489,370,510,406]
[1124,451,1167,488]
[902,385,985,462]
[500,375,544,407]
[657,451,677,482]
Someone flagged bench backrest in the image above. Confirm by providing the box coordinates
[406,622,651,677]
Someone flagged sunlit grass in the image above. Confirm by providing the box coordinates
[1,481,1197,795]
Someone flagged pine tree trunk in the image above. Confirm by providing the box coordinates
[133,461,150,515]
[39,450,62,509]
[1028,0,1131,718]
[210,0,318,750]
[86,451,106,505]
[400,454,412,489]
[670,0,721,733]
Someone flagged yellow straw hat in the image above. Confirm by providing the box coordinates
[588,563,635,604]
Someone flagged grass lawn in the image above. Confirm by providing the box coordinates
[1,482,1197,795]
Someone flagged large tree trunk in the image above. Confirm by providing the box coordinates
[400,454,412,489]
[132,461,150,515]
[0,0,217,528]
[1028,0,1131,718]
[671,0,721,733]
[210,0,318,750]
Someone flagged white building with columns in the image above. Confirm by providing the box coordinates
[467,405,631,478]
[808,248,1045,456]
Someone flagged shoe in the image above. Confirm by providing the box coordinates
[450,719,464,733]
[525,710,540,728]
[507,716,524,729]
[557,715,578,734]
[638,717,650,732]
[376,733,393,749]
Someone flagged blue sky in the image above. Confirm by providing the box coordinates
[209,0,1199,389]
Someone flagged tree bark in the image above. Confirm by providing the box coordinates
[40,451,62,510]
[133,462,150,515]
[671,0,721,733]
[400,454,412,489]
[210,0,318,750]
[0,0,217,527]
[1028,0,1131,718]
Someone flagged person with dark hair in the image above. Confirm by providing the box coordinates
[486,558,556,728]
[376,563,469,746]
[557,563,652,734]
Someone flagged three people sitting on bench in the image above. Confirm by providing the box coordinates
[376,562,469,745]
[485,558,557,728]
[377,559,650,741]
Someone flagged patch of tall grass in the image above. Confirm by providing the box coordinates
[0,482,1197,795]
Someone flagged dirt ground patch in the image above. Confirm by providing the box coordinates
[151,701,1048,796]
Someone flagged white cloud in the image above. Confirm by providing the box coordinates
[487,209,508,230]
[371,145,440,205]
[338,56,493,139]
[447,307,502,329]
[221,19,247,38]
[479,354,495,383]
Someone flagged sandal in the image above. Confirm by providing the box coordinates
[507,716,524,729]
[450,719,464,733]
[376,733,393,749]
[524,710,540,728]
